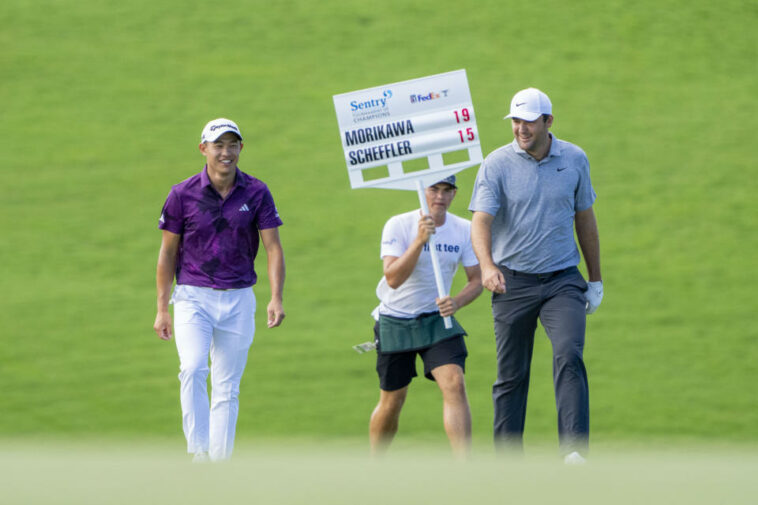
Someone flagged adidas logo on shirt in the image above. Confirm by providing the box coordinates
[239,204,250,212]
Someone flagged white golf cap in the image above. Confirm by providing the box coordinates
[505,88,552,121]
[200,118,243,143]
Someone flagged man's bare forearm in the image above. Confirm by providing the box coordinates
[267,245,285,301]
[156,241,178,311]
[383,238,426,289]
[453,279,483,309]
[471,212,496,269]
[575,208,602,282]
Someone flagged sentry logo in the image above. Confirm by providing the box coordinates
[350,90,393,111]
[409,89,449,104]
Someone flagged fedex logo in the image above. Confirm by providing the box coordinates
[409,89,449,104]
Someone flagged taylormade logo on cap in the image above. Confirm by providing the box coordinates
[201,118,243,143]
[505,88,552,122]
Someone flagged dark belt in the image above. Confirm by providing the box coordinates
[501,266,571,281]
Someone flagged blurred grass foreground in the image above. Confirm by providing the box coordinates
[2,441,757,505]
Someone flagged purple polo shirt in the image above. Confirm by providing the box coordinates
[158,166,283,289]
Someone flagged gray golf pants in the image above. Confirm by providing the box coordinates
[491,266,589,454]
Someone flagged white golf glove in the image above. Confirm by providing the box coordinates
[584,281,603,314]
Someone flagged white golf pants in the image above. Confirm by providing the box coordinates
[171,284,255,461]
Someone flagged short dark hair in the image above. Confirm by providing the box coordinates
[542,114,551,122]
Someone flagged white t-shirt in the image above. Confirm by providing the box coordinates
[373,209,478,319]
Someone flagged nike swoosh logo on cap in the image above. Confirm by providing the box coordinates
[516,102,527,107]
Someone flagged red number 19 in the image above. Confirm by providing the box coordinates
[453,108,471,123]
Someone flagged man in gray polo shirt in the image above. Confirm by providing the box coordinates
[469,88,603,463]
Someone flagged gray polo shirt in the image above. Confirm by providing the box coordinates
[468,134,596,273]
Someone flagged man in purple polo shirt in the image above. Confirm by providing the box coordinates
[153,118,285,462]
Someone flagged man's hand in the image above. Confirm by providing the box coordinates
[154,311,172,340]
[267,299,285,328]
[435,296,459,318]
[416,215,435,244]
[481,264,506,294]
[584,281,603,314]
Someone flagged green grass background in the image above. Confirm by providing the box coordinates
[1,0,756,453]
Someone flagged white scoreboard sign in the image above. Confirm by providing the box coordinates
[333,69,482,190]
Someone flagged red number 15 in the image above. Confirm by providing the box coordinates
[458,127,475,143]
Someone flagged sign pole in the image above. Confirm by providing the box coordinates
[416,179,453,329]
